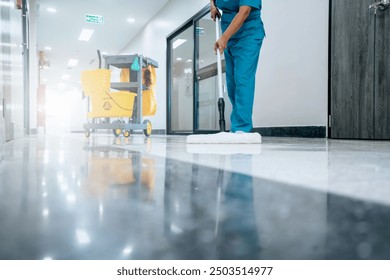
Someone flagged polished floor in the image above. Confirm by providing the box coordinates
[0,133,390,260]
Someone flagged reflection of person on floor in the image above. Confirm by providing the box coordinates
[217,154,260,259]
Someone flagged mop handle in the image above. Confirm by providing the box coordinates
[215,17,224,99]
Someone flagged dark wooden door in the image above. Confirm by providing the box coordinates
[331,0,375,139]
[331,0,390,139]
[375,6,390,138]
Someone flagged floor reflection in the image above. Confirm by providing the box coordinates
[216,155,259,259]
[326,193,390,259]
[83,143,155,201]
[164,154,260,259]
[0,136,389,259]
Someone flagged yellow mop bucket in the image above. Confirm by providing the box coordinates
[81,69,137,118]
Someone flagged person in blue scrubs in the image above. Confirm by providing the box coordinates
[211,0,265,133]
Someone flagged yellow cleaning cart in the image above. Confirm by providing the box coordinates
[81,53,158,138]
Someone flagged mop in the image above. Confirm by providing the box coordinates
[186,15,261,144]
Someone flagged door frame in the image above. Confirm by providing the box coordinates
[166,5,213,135]
[328,0,332,138]
[22,0,30,135]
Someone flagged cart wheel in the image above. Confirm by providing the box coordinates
[113,129,122,137]
[123,130,131,138]
[85,130,91,138]
[143,120,152,137]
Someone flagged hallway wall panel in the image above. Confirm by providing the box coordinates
[0,0,25,141]
[121,0,329,130]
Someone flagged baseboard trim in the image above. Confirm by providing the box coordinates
[252,126,327,138]
[72,127,325,138]
[150,129,166,135]
[71,129,167,135]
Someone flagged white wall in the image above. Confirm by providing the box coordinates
[5,1,25,139]
[121,0,329,130]
[258,0,329,127]
[119,0,210,130]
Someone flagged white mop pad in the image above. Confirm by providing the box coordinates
[186,131,261,144]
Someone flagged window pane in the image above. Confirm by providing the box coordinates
[170,26,194,132]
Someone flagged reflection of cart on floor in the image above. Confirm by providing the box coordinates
[81,52,158,138]
[83,145,156,201]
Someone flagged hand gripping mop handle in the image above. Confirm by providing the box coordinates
[215,16,226,132]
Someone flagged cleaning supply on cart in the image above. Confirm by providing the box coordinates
[131,56,141,71]
[141,65,157,116]
[187,131,261,144]
[82,52,158,138]
[120,65,157,116]
[81,69,136,118]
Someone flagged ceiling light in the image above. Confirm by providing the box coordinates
[68,59,78,67]
[170,224,184,234]
[176,57,182,61]
[62,74,70,80]
[66,194,76,203]
[0,43,18,48]
[76,230,90,244]
[44,46,52,51]
[173,39,187,49]
[0,2,13,8]
[47,7,56,13]
[42,209,49,217]
[58,83,66,91]
[44,150,49,164]
[99,204,104,217]
[127,18,135,23]
[60,184,68,192]
[122,247,133,256]
[78,29,94,42]
[57,173,63,183]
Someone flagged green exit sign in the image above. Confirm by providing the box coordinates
[85,14,104,24]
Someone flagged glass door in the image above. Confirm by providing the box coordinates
[194,14,231,132]
[167,6,231,134]
[168,24,194,133]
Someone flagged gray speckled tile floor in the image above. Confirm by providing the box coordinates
[0,133,389,259]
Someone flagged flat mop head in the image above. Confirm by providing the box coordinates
[186,132,261,144]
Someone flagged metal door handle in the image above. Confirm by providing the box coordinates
[369,0,389,13]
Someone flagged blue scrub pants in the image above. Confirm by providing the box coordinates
[224,36,263,132]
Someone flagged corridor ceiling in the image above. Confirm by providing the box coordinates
[36,0,169,93]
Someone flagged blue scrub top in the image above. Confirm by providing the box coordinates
[216,0,265,43]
